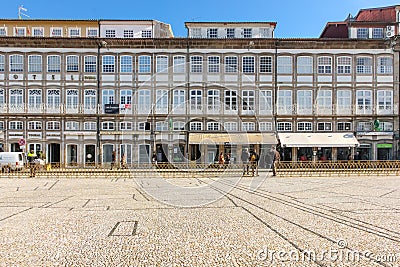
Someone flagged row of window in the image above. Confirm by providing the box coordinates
[0,89,394,115]
[0,54,393,74]
[0,27,153,38]
[190,28,270,38]
[0,120,392,132]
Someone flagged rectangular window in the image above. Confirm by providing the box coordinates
[317,57,332,74]
[277,122,292,132]
[14,27,26,37]
[259,90,272,114]
[84,56,97,73]
[138,55,151,73]
[224,90,237,111]
[316,90,332,114]
[317,122,332,131]
[191,28,202,38]
[124,30,134,38]
[242,90,255,111]
[102,122,115,130]
[259,56,272,73]
[356,57,372,74]
[87,28,98,37]
[297,56,313,74]
[377,57,393,74]
[28,89,42,109]
[208,56,220,73]
[0,55,4,72]
[84,90,96,110]
[190,122,202,131]
[226,28,235,38]
[9,89,24,106]
[47,89,60,109]
[120,55,132,73]
[32,27,44,37]
[84,122,96,131]
[356,90,373,115]
[207,28,218,38]
[47,55,61,72]
[260,28,270,38]
[120,90,132,106]
[51,27,62,37]
[377,90,393,114]
[357,122,372,132]
[380,122,393,132]
[357,28,369,39]
[142,30,152,38]
[225,56,238,73]
[46,121,60,130]
[190,56,203,73]
[242,56,255,73]
[337,57,351,74]
[102,55,115,73]
[224,122,237,131]
[259,122,273,132]
[277,90,292,115]
[120,122,133,130]
[337,90,352,115]
[155,122,168,131]
[173,121,185,131]
[297,90,312,115]
[173,90,185,112]
[66,89,79,110]
[66,121,79,131]
[372,28,383,39]
[0,27,7,36]
[28,121,42,130]
[10,55,24,72]
[277,56,292,74]
[0,89,4,106]
[155,89,168,113]
[190,90,202,111]
[66,55,79,72]
[156,56,168,73]
[9,121,23,130]
[69,28,81,37]
[207,89,220,112]
[105,29,116,38]
[243,28,252,38]
[207,122,220,131]
[137,89,151,113]
[173,56,185,73]
[28,55,42,72]
[297,122,312,131]
[242,122,255,131]
[337,122,352,131]
[102,89,115,106]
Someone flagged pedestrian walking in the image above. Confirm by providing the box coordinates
[249,149,259,176]
[110,151,116,170]
[241,148,250,175]
[27,150,37,177]
[272,146,280,176]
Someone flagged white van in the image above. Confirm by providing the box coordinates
[0,152,25,171]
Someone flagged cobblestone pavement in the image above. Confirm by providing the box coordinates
[0,174,399,266]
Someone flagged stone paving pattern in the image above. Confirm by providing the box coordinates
[0,174,399,266]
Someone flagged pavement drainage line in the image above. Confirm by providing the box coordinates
[217,179,400,241]
[42,196,73,208]
[0,207,33,222]
[210,183,391,267]
[48,180,59,190]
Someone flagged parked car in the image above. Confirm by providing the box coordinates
[0,152,25,171]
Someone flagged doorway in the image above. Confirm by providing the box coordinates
[67,144,78,165]
[10,143,22,152]
[85,145,95,165]
[48,143,61,164]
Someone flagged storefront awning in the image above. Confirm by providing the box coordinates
[189,133,277,145]
[278,133,359,148]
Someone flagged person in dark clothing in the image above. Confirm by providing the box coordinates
[110,151,116,170]
[241,148,250,175]
[272,147,280,176]
[249,149,259,176]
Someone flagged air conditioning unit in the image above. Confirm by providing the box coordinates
[386,25,395,37]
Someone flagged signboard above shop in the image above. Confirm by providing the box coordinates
[104,104,119,114]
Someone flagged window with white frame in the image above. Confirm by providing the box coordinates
[225,56,238,73]
[259,122,273,132]
[242,90,255,111]
[224,90,237,111]
[207,28,218,38]
[14,27,26,37]
[9,89,24,106]
[357,121,372,131]
[224,122,237,131]
[102,89,115,106]
[190,122,202,131]
[379,121,393,131]
[297,122,312,131]
[50,27,62,37]
[297,56,313,74]
[173,121,185,131]
[137,89,150,113]
[32,27,44,37]
[84,90,96,110]
[277,90,292,115]
[84,122,96,131]
[259,90,272,114]
[173,90,185,112]
[190,56,203,73]
[28,89,42,109]
[47,89,60,109]
[156,121,168,131]
[69,28,81,37]
[173,56,185,73]
[66,121,79,131]
[242,122,255,131]
[155,89,168,113]
[120,90,132,107]
[46,121,60,130]
[277,56,292,74]
[102,55,115,73]
[260,28,270,38]
[377,57,393,74]
[138,55,151,73]
[377,90,393,114]
[317,57,332,74]
[356,90,372,114]
[137,122,146,131]
[0,89,4,106]
[84,56,97,72]
[120,55,132,73]
[10,55,23,72]
[337,122,351,131]
[242,56,255,73]
[0,121,3,130]
[9,121,23,130]
[120,121,133,130]
[47,55,61,72]
[66,89,79,110]
[28,121,42,130]
[190,90,202,111]
[207,89,220,112]
[191,28,201,38]
[208,56,220,73]
[0,55,4,71]
[356,57,372,74]
[28,55,42,72]
[207,122,220,131]
[87,28,98,37]
[337,57,351,74]
[124,30,134,38]
[372,28,384,39]
[297,90,312,115]
[0,27,7,36]
[317,122,332,131]
[226,28,235,38]
[66,55,79,72]
[105,29,116,38]
[357,28,369,39]
[243,28,252,38]
[337,90,352,114]
[142,30,152,38]
[156,56,168,73]
[277,122,292,132]
[259,56,272,73]
[316,90,332,114]
[102,121,115,130]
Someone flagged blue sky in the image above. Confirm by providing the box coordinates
[2,0,400,37]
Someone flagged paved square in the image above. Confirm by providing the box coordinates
[0,174,399,266]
